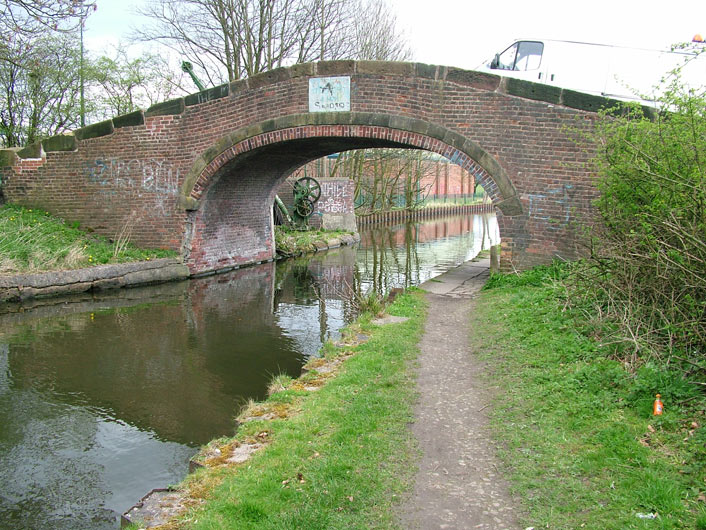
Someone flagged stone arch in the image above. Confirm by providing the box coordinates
[180,113,521,274]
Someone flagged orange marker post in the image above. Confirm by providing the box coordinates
[653,394,663,415]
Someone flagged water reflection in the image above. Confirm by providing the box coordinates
[0,266,303,529]
[0,213,498,529]
[356,213,498,295]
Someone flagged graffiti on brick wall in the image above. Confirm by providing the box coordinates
[83,158,180,195]
[525,184,579,228]
[317,181,353,214]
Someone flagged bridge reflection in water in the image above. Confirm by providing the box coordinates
[0,213,497,530]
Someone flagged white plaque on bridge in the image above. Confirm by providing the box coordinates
[309,77,351,112]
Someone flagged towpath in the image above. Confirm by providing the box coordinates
[399,257,521,529]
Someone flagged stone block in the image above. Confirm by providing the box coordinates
[113,110,145,128]
[248,68,291,90]
[42,134,76,152]
[185,84,229,107]
[229,78,248,94]
[357,61,414,76]
[562,90,620,113]
[288,63,315,78]
[146,98,185,117]
[445,67,500,91]
[316,61,355,76]
[76,119,115,141]
[504,78,561,104]
[0,149,18,167]
[17,141,42,159]
[496,195,524,216]
[414,63,442,80]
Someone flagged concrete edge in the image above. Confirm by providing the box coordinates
[0,258,190,303]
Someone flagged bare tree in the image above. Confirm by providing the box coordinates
[134,0,407,85]
[1,1,96,59]
[0,32,83,147]
[329,149,434,214]
[351,0,411,61]
[88,45,182,121]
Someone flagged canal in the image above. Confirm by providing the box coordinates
[0,213,499,529]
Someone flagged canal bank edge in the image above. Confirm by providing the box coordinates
[120,280,429,528]
[0,232,360,303]
[0,258,190,303]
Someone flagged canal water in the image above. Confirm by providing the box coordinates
[0,213,498,529]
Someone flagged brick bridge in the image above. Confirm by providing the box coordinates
[0,60,610,275]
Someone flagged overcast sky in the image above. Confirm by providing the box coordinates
[84,0,706,72]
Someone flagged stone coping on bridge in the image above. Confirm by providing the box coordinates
[0,60,655,165]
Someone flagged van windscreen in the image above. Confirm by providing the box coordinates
[494,41,543,71]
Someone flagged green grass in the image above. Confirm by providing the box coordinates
[0,204,176,274]
[172,290,427,529]
[483,260,570,289]
[472,268,706,529]
[123,262,703,529]
[274,226,354,257]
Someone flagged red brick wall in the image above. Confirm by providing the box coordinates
[0,61,600,273]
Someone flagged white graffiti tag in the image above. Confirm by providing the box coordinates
[83,158,180,195]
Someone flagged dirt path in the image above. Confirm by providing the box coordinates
[399,257,520,529]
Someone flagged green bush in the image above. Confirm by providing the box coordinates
[574,67,706,368]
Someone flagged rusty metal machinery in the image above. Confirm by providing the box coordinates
[291,176,321,224]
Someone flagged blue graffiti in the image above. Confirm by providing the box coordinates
[527,184,575,227]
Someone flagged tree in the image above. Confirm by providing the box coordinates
[1,0,93,34]
[327,149,435,214]
[135,0,409,85]
[88,46,182,121]
[0,1,99,146]
[350,0,411,61]
[0,32,83,147]
[0,1,95,62]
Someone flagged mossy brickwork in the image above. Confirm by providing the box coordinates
[0,61,603,274]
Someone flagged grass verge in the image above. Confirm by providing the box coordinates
[157,289,426,529]
[0,204,176,274]
[472,269,706,529]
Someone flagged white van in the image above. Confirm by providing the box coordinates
[476,39,703,104]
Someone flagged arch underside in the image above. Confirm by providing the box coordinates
[183,118,521,274]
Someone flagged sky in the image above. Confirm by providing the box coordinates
[83,0,706,72]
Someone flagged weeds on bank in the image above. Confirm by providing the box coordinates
[0,204,175,274]
[166,290,426,529]
[475,265,706,529]
[484,260,570,290]
[274,226,353,257]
